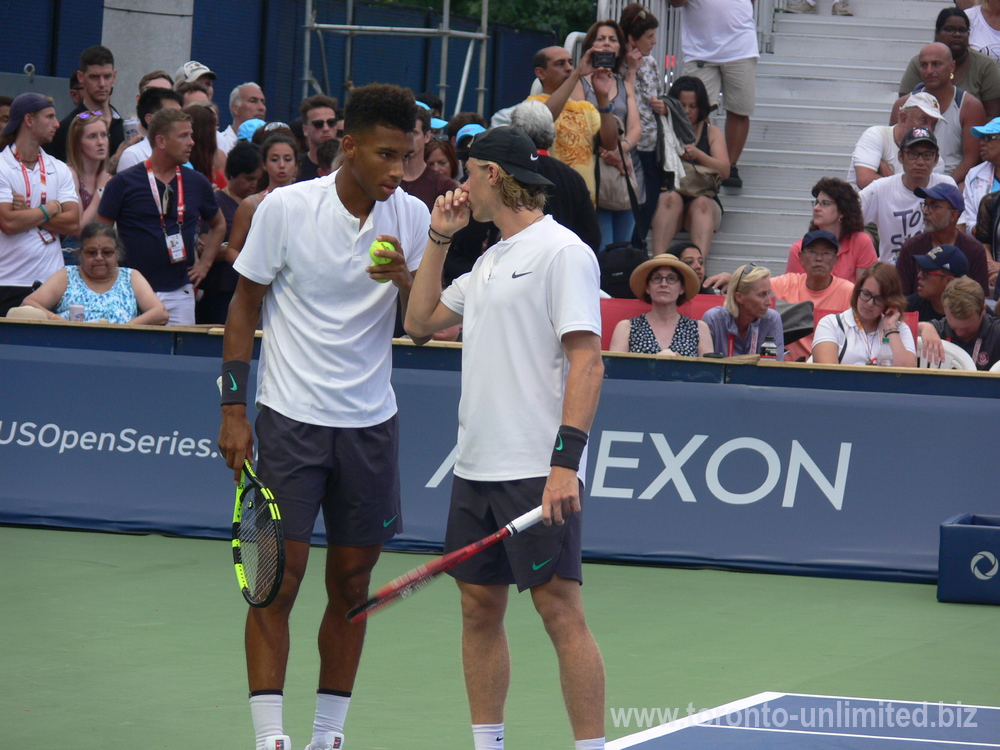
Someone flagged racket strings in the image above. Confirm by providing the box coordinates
[238,485,280,602]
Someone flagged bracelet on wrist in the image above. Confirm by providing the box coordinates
[885,328,900,335]
[597,103,614,114]
[428,228,453,246]
[220,360,251,406]
[550,425,588,472]
[39,204,50,222]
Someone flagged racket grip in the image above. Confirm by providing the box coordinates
[506,505,544,535]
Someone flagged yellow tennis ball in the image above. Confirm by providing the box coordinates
[369,240,393,283]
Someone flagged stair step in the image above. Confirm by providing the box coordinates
[772,0,951,21]
[774,17,931,41]
[756,76,900,103]
[757,60,905,84]
[771,34,923,59]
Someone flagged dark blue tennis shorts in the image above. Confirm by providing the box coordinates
[254,405,402,545]
[444,475,583,592]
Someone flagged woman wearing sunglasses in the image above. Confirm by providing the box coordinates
[813,261,917,366]
[65,110,111,233]
[19,222,167,324]
[702,263,785,359]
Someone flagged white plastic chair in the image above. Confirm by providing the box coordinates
[989,359,1000,373]
[916,336,977,371]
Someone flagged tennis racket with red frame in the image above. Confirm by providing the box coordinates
[347,505,545,622]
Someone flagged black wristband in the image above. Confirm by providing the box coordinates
[221,360,251,405]
[550,425,588,471]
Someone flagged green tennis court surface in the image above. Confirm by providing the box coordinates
[3,526,998,749]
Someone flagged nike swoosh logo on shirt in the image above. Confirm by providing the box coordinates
[511,271,532,279]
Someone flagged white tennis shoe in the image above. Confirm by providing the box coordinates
[304,731,345,750]
[264,735,292,750]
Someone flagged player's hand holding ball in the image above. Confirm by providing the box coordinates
[367,236,410,288]
[369,240,394,283]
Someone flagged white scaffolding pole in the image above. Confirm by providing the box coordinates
[302,0,491,115]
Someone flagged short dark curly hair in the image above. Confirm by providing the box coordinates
[810,177,864,238]
[344,83,417,137]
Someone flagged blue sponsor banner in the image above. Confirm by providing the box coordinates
[1,342,998,581]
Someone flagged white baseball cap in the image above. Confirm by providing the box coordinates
[902,91,946,122]
[175,61,216,86]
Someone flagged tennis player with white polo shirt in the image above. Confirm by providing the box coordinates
[405,126,607,750]
[217,83,428,750]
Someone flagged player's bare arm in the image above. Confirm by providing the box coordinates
[218,275,268,482]
[543,329,604,526]
[404,188,468,339]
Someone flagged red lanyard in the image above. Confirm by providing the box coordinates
[12,144,46,204]
[727,329,758,357]
[145,160,184,230]
[13,145,55,243]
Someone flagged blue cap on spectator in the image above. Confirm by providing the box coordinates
[456,123,486,147]
[802,229,840,251]
[914,183,964,212]
[237,119,266,141]
[915,244,969,277]
[971,117,1000,138]
[2,92,53,136]
[415,100,448,130]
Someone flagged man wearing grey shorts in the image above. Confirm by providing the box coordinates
[406,126,607,750]
[672,0,759,188]
[217,83,429,750]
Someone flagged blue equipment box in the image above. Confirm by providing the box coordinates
[938,514,1000,604]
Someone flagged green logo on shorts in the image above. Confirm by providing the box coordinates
[383,514,398,527]
[532,557,554,571]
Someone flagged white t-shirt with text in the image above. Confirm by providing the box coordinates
[859,172,958,263]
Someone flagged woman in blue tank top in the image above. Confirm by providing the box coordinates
[20,223,168,325]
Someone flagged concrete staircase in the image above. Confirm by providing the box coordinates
[706,0,953,277]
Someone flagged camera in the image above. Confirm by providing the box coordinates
[592,51,617,69]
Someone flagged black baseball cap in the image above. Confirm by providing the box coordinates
[900,127,938,150]
[467,126,554,187]
[801,229,840,251]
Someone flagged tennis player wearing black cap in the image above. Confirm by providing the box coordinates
[405,126,607,750]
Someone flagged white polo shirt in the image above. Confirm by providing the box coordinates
[117,138,152,173]
[0,146,77,286]
[814,309,916,366]
[440,215,601,482]
[234,170,429,427]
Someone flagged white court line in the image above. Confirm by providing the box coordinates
[700,724,1000,748]
[606,692,785,750]
[608,692,1000,750]
[782,692,1000,712]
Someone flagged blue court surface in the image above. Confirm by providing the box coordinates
[607,692,1000,749]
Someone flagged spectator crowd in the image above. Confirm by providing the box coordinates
[2,0,1000,369]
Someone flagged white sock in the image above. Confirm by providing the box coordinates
[250,693,284,750]
[575,739,606,750]
[312,691,351,744]
[472,722,505,750]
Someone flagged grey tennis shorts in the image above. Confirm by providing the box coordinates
[445,475,583,592]
[254,405,402,545]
